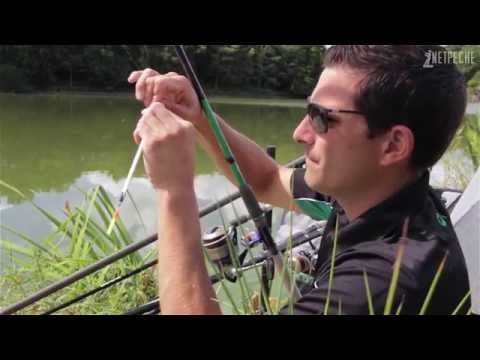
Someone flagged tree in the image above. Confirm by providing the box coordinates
[0,45,327,96]
[446,45,480,83]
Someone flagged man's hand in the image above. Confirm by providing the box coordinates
[128,69,295,211]
[133,102,196,193]
[128,69,206,128]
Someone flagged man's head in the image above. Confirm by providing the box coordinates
[294,45,467,198]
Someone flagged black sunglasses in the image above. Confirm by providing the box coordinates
[306,98,364,134]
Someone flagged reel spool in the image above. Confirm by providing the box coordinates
[202,226,237,269]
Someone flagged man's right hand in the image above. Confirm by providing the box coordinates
[128,69,206,128]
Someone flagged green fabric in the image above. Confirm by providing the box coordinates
[436,212,448,227]
[295,198,333,220]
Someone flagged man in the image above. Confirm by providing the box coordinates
[129,45,470,315]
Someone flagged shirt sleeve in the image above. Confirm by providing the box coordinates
[291,168,333,220]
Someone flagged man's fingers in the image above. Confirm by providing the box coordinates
[152,75,189,106]
[144,78,155,107]
[150,102,176,124]
[133,117,144,144]
[146,103,174,132]
[132,129,142,145]
[138,102,192,148]
[139,104,171,138]
[164,72,179,77]
[129,71,194,118]
[133,112,153,144]
[150,102,192,133]
[127,71,143,84]
[135,68,159,103]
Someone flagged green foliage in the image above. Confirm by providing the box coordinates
[0,45,326,96]
[0,64,30,92]
[2,45,479,97]
[446,45,480,100]
[467,71,480,101]
[454,45,480,82]
[0,181,155,314]
[451,114,480,171]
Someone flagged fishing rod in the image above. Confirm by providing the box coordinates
[174,45,302,302]
[125,222,325,315]
[124,272,224,316]
[41,259,157,315]
[261,145,276,312]
[0,155,306,315]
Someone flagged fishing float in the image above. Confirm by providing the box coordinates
[106,111,147,236]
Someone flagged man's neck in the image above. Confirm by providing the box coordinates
[336,170,421,221]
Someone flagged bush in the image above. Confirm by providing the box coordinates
[467,71,480,101]
[0,64,31,92]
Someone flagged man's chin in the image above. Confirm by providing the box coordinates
[304,169,321,191]
[305,169,334,196]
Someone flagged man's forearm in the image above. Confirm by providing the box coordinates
[156,189,221,315]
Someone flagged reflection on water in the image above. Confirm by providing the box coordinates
[0,93,304,270]
[0,94,479,272]
[0,94,304,203]
[0,171,256,245]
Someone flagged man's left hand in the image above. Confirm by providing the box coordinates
[133,102,196,193]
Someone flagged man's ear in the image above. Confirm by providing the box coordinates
[379,125,415,167]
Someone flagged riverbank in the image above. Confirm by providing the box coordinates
[2,90,479,112]
[0,90,308,108]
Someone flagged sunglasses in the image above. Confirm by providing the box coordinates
[306,98,364,134]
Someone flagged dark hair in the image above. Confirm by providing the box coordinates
[324,45,467,170]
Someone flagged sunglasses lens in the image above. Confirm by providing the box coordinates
[308,105,327,133]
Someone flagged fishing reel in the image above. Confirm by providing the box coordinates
[243,232,315,276]
[202,220,323,288]
[287,251,316,288]
[201,225,274,283]
[202,226,239,282]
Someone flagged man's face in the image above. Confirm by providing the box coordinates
[293,66,385,198]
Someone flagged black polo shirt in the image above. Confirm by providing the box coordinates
[278,169,470,315]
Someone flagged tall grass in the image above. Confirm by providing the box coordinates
[0,181,156,314]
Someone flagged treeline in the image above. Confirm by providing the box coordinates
[0,45,325,97]
[1,45,478,99]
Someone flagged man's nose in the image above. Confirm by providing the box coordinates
[293,115,316,145]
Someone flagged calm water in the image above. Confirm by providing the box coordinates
[0,93,479,271]
[0,94,306,270]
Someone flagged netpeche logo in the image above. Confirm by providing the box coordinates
[423,50,476,68]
